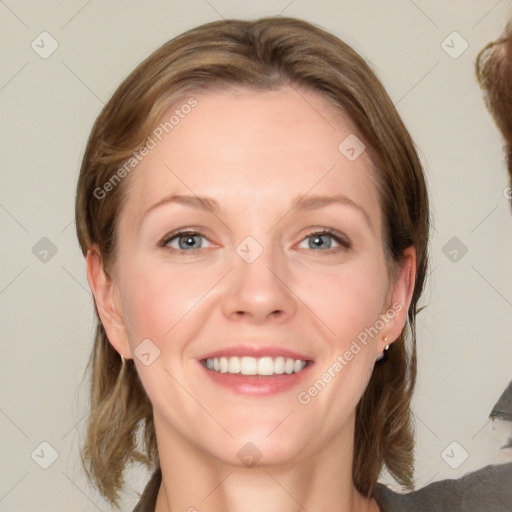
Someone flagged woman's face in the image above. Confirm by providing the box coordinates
[89,85,414,468]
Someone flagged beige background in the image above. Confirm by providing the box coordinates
[1,0,512,510]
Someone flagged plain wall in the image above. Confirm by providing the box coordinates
[1,0,511,510]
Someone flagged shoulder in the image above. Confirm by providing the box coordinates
[375,462,512,512]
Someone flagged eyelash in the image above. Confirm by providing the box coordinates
[159,228,351,254]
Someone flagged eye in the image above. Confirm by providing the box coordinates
[159,228,350,254]
[160,230,213,251]
[297,229,351,251]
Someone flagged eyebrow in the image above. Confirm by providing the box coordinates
[290,194,372,228]
[144,194,220,217]
[142,193,372,228]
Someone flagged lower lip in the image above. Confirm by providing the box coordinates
[198,360,314,396]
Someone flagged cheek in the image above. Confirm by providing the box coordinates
[296,258,390,345]
[297,305,383,440]
[292,258,388,412]
[118,247,390,354]
[118,258,221,343]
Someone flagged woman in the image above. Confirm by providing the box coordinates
[476,21,512,446]
[75,17,510,511]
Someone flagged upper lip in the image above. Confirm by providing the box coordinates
[199,345,313,361]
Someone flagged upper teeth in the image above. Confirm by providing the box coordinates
[205,356,307,375]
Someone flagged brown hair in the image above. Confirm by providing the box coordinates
[75,16,429,508]
[476,20,512,198]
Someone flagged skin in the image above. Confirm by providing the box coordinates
[86,85,416,512]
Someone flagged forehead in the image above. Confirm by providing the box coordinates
[121,85,381,227]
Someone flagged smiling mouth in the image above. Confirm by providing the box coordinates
[202,356,310,376]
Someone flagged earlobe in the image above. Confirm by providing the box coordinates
[85,245,132,359]
[379,247,417,351]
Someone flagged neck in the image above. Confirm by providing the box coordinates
[152,415,379,512]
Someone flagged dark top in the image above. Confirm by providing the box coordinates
[132,462,512,511]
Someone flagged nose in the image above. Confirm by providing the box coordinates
[221,242,298,325]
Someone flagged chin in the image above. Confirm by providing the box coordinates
[208,435,303,469]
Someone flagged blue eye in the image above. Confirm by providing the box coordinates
[162,231,212,251]
[160,228,350,254]
[298,230,350,251]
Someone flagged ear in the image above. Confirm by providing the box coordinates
[85,244,133,359]
[378,246,417,352]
